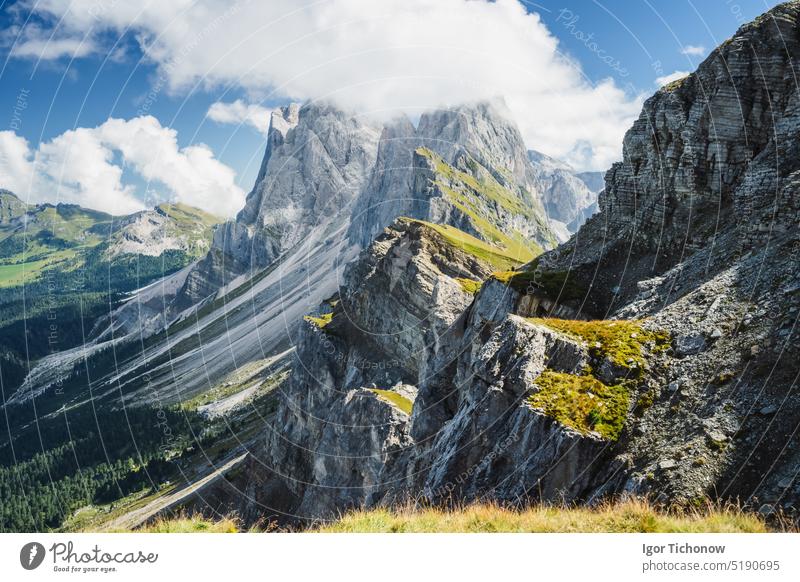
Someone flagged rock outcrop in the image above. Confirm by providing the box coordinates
[0,190,27,223]
[105,203,221,258]
[235,220,657,522]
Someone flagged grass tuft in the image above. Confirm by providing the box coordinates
[112,500,784,533]
[454,277,482,294]
[369,389,413,415]
[130,515,240,533]
[404,218,532,271]
[529,318,670,373]
[303,312,333,329]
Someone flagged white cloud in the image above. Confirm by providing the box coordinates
[208,100,273,133]
[6,21,96,60]
[655,71,690,87]
[680,44,706,56]
[0,118,245,216]
[12,36,95,60]
[14,0,646,171]
[36,125,145,215]
[0,131,35,196]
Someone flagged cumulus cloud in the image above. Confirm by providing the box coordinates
[0,117,245,216]
[655,71,690,87]
[208,100,273,133]
[680,44,706,56]
[4,21,96,60]
[0,131,35,195]
[12,0,646,171]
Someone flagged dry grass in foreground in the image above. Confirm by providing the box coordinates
[121,499,790,533]
[315,500,775,533]
[123,514,241,533]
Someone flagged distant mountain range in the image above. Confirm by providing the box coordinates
[0,190,220,388]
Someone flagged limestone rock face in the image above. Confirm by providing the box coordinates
[180,100,555,312]
[105,203,220,259]
[178,103,381,307]
[348,100,556,251]
[505,1,800,513]
[539,1,800,314]
[220,103,380,269]
[253,219,495,518]
[242,221,622,522]
[411,312,616,503]
[527,150,598,230]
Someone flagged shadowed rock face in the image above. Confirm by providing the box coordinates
[538,1,800,315]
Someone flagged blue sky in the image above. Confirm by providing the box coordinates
[0,0,782,215]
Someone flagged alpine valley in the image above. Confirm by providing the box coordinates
[1,2,799,533]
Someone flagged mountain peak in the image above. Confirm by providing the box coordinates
[527,149,574,172]
[269,103,300,139]
[0,189,27,224]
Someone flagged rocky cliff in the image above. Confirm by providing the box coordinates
[105,203,221,259]
[11,2,800,531]
[175,103,381,307]
[475,0,800,513]
[206,2,800,525]
[167,100,556,327]
[16,97,564,415]
[535,1,800,315]
[0,189,27,223]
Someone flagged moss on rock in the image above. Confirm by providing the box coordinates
[369,388,413,415]
[527,369,629,440]
[303,312,333,329]
[454,277,482,294]
[528,318,670,374]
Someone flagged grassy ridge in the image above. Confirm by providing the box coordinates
[414,147,551,256]
[529,318,671,373]
[405,218,533,271]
